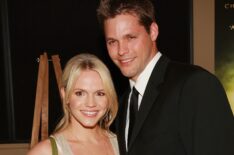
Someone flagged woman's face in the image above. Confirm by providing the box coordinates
[67,70,108,129]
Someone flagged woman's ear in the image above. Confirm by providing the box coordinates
[60,87,66,103]
[150,22,159,42]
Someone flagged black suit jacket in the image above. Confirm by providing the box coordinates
[115,55,234,155]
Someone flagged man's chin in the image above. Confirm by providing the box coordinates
[121,70,134,78]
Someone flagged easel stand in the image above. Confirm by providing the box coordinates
[30,53,62,148]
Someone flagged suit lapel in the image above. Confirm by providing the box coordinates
[128,55,170,149]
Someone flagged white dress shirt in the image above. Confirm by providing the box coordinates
[125,52,162,149]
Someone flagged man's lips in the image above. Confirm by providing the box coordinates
[119,57,135,65]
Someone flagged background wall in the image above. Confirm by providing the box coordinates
[193,0,214,73]
[0,144,29,155]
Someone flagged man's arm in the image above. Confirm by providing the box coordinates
[179,70,234,155]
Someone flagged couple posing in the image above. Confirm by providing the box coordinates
[28,0,234,155]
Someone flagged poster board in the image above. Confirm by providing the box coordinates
[215,1,234,113]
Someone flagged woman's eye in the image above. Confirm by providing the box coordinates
[97,91,105,96]
[75,91,83,96]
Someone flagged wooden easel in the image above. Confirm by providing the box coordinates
[30,52,62,148]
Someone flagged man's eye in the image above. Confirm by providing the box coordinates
[128,36,136,40]
[107,40,116,45]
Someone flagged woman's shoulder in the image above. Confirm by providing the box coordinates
[27,139,52,155]
[107,131,117,138]
[107,131,120,155]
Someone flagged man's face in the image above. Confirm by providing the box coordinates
[104,14,158,81]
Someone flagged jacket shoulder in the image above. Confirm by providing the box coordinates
[165,61,215,80]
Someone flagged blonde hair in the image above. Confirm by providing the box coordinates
[54,53,118,132]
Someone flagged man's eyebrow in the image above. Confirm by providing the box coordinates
[106,37,116,41]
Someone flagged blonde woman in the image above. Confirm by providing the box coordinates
[28,53,119,155]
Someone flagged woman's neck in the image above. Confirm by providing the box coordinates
[62,123,107,143]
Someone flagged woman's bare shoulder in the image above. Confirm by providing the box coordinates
[27,139,52,155]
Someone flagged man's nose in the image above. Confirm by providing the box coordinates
[118,41,128,55]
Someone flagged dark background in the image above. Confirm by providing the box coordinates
[0,0,192,143]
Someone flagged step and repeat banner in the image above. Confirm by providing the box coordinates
[215,1,234,113]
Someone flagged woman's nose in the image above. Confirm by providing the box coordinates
[85,95,96,107]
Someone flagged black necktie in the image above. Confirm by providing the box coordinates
[128,87,139,146]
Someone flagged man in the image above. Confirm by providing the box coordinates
[97,0,234,155]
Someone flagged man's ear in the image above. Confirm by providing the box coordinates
[150,22,159,42]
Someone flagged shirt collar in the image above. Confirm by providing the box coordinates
[130,52,162,96]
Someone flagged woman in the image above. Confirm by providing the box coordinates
[28,53,119,155]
